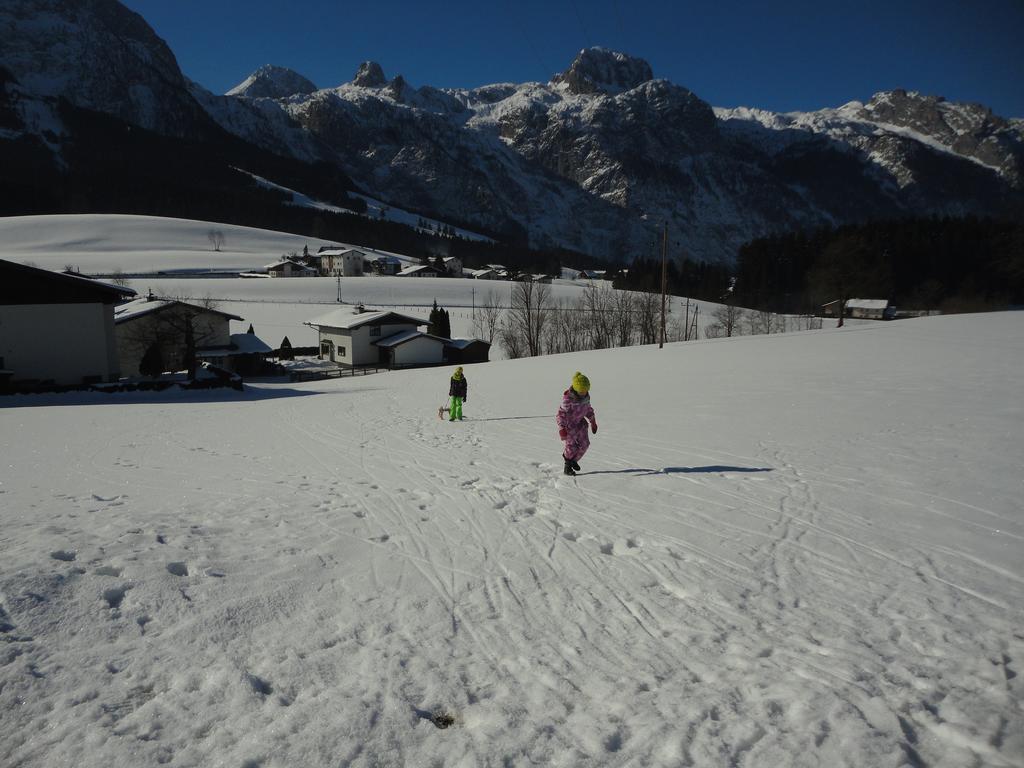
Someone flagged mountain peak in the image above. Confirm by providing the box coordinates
[226,65,317,98]
[551,48,653,95]
[353,61,387,88]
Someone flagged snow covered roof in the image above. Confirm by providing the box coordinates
[846,299,889,310]
[396,264,441,276]
[317,248,364,257]
[305,309,427,330]
[373,330,448,348]
[445,338,489,350]
[197,334,272,358]
[113,297,244,324]
[264,259,315,271]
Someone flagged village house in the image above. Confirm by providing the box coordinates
[468,268,498,280]
[196,327,275,376]
[0,259,136,390]
[822,298,893,320]
[305,307,438,368]
[114,295,244,377]
[265,258,317,278]
[316,248,366,277]
[442,256,463,277]
[397,264,443,278]
[370,255,404,275]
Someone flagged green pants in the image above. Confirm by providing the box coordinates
[449,396,463,420]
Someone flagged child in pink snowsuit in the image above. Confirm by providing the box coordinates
[557,371,597,476]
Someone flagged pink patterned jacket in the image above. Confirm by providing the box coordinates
[556,389,597,462]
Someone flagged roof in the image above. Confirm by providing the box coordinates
[397,264,441,276]
[846,299,889,310]
[198,333,273,357]
[0,259,136,305]
[317,248,364,257]
[373,330,449,348]
[264,259,316,271]
[305,308,428,331]
[114,297,244,324]
[445,338,490,350]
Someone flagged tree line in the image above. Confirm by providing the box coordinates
[731,216,1024,315]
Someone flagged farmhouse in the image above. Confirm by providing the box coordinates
[265,258,317,278]
[397,264,443,278]
[317,248,366,277]
[822,298,893,320]
[306,308,444,368]
[115,295,244,377]
[0,259,136,390]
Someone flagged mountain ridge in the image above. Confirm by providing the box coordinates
[1,1,1021,264]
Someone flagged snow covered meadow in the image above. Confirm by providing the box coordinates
[1,216,1022,767]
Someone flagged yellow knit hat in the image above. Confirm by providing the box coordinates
[571,371,590,395]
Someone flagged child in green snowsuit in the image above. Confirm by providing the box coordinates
[448,367,467,421]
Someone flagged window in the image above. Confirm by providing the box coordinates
[369,326,381,337]
[338,347,346,357]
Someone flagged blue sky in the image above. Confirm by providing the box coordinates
[122,0,1024,117]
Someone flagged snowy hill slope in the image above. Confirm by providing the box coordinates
[1,312,1021,767]
[0,214,341,273]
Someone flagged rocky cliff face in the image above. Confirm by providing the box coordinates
[214,48,1022,263]
[0,0,210,139]
[2,2,1021,264]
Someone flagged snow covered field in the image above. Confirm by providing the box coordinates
[0,214,722,352]
[2,310,1022,767]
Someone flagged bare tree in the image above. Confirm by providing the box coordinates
[472,289,504,344]
[505,280,551,357]
[582,283,615,350]
[207,230,225,252]
[744,309,775,336]
[545,296,587,354]
[109,268,131,289]
[636,290,661,345]
[612,290,637,347]
[712,302,743,337]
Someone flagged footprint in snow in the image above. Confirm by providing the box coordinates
[50,550,77,562]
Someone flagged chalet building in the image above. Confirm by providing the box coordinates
[396,264,443,278]
[114,296,244,377]
[822,298,893,320]
[306,308,440,368]
[265,259,317,277]
[0,259,136,390]
[469,268,498,280]
[317,248,366,277]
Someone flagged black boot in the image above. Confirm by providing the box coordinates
[563,459,576,476]
[570,459,581,471]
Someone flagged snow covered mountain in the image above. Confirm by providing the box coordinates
[1,1,1021,264]
[208,48,1022,263]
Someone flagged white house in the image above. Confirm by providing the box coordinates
[305,308,434,367]
[265,259,317,278]
[0,259,136,389]
[374,330,450,369]
[114,296,244,377]
[317,248,366,277]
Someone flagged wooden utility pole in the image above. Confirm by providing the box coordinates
[659,222,668,349]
